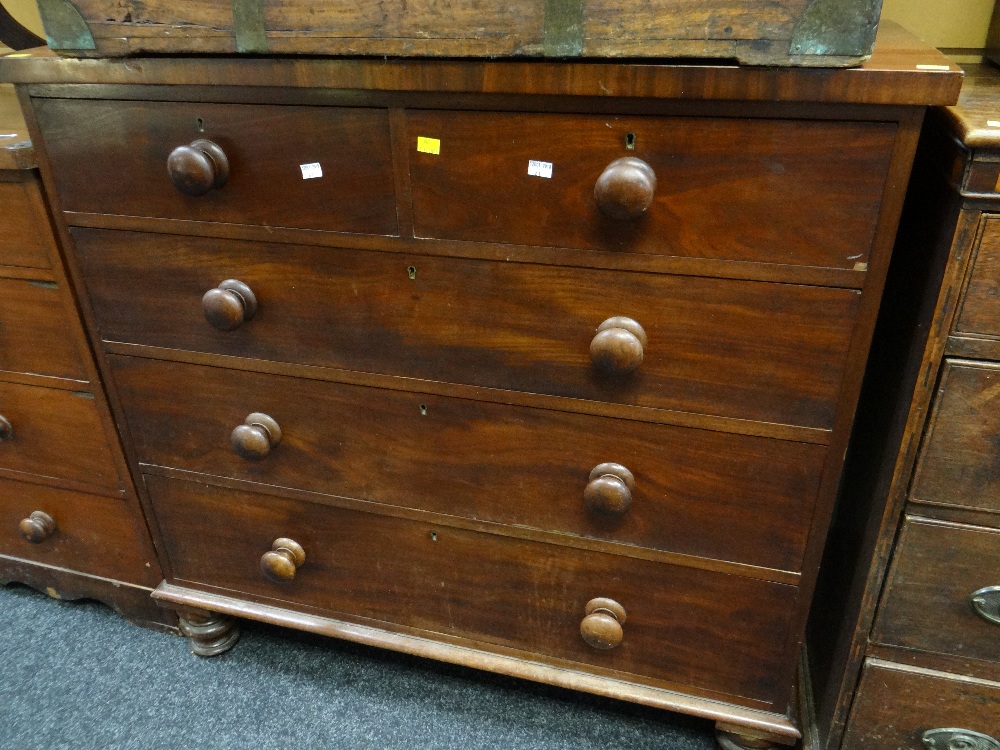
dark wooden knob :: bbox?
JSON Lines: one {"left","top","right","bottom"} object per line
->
{"left": 0, "top": 415, "right": 12, "bottom": 441}
{"left": 590, "top": 317, "right": 647, "bottom": 375}
{"left": 202, "top": 279, "right": 257, "bottom": 331}
{"left": 231, "top": 412, "right": 281, "bottom": 461}
{"left": 167, "top": 139, "right": 230, "bottom": 196}
{"left": 261, "top": 537, "right": 305, "bottom": 583}
{"left": 18, "top": 510, "right": 56, "bottom": 543}
{"left": 594, "top": 157, "right": 657, "bottom": 221}
{"left": 580, "top": 597, "right": 626, "bottom": 650}
{"left": 584, "top": 463, "right": 635, "bottom": 516}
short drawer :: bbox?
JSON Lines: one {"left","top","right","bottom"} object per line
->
{"left": 0, "top": 276, "right": 87, "bottom": 381}
{"left": 407, "top": 111, "right": 895, "bottom": 270}
{"left": 77, "top": 228, "right": 861, "bottom": 430}
{"left": 911, "top": 359, "right": 1000, "bottom": 516}
{"left": 111, "top": 355, "right": 826, "bottom": 572}
{"left": 148, "top": 474, "right": 796, "bottom": 706}
{"left": 843, "top": 659, "right": 1000, "bottom": 750}
{"left": 955, "top": 214, "right": 1000, "bottom": 338}
{"left": 0, "top": 380, "right": 120, "bottom": 491}
{"left": 873, "top": 516, "right": 1000, "bottom": 664}
{"left": 34, "top": 99, "right": 396, "bottom": 236}
{"left": 0, "top": 477, "right": 158, "bottom": 586}
{"left": 0, "top": 181, "right": 54, "bottom": 269}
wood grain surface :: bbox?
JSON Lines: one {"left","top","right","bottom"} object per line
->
{"left": 0, "top": 276, "right": 87, "bottom": 381}
{"left": 955, "top": 216, "right": 1000, "bottom": 339}
{"left": 0, "top": 180, "right": 54, "bottom": 269}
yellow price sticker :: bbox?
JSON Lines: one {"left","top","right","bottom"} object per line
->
{"left": 416, "top": 136, "right": 441, "bottom": 155}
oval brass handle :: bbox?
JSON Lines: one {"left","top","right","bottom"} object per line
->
{"left": 261, "top": 537, "right": 306, "bottom": 583}
{"left": 580, "top": 597, "right": 626, "bottom": 650}
{"left": 18, "top": 510, "right": 56, "bottom": 543}
{"left": 231, "top": 412, "right": 281, "bottom": 461}
{"left": 922, "top": 728, "right": 1000, "bottom": 750}
{"left": 590, "top": 317, "right": 647, "bottom": 375}
{"left": 970, "top": 585, "right": 1000, "bottom": 626}
{"left": 0, "top": 415, "right": 12, "bottom": 441}
{"left": 594, "top": 157, "right": 657, "bottom": 221}
{"left": 167, "top": 139, "right": 230, "bottom": 196}
{"left": 584, "top": 463, "right": 635, "bottom": 516}
{"left": 202, "top": 279, "right": 257, "bottom": 331}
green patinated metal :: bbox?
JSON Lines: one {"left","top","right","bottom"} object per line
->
{"left": 232, "top": 0, "right": 268, "bottom": 53}
{"left": 543, "top": 0, "right": 584, "bottom": 57}
{"left": 35, "top": 0, "right": 96, "bottom": 51}
{"left": 789, "top": 0, "right": 883, "bottom": 57}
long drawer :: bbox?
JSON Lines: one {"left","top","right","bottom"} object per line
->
{"left": 0, "top": 380, "right": 120, "bottom": 490}
{"left": 148, "top": 473, "right": 797, "bottom": 706}
{"left": 873, "top": 516, "right": 1000, "bottom": 665}
{"left": 111, "top": 355, "right": 826, "bottom": 573}
{"left": 76, "top": 228, "right": 861, "bottom": 430}
{"left": 0, "top": 477, "right": 158, "bottom": 586}
{"left": 0, "top": 181, "right": 53, "bottom": 270}
{"left": 408, "top": 111, "right": 895, "bottom": 269}
{"left": 0, "top": 276, "right": 87, "bottom": 381}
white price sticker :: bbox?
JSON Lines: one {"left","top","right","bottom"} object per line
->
{"left": 300, "top": 162, "right": 323, "bottom": 179}
{"left": 528, "top": 160, "right": 553, "bottom": 179}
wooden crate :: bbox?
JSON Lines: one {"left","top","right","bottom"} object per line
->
{"left": 36, "top": 0, "right": 884, "bottom": 66}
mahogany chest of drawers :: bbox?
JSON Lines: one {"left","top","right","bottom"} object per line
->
{"left": 0, "top": 26, "right": 961, "bottom": 748}
{"left": 0, "top": 83, "right": 171, "bottom": 630}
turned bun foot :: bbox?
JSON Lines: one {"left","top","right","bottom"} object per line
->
{"left": 178, "top": 611, "right": 240, "bottom": 657}
{"left": 716, "top": 727, "right": 783, "bottom": 750}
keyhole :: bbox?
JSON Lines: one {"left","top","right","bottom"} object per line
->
{"left": 407, "top": 266, "right": 417, "bottom": 280}
{"left": 196, "top": 117, "right": 205, "bottom": 132}
{"left": 419, "top": 404, "right": 428, "bottom": 416}
{"left": 625, "top": 132, "right": 636, "bottom": 150}
{"left": 430, "top": 531, "right": 438, "bottom": 542}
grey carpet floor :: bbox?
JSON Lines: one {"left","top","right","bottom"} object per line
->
{"left": 0, "top": 583, "right": 717, "bottom": 750}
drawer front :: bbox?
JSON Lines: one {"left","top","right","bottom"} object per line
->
{"left": 911, "top": 360, "right": 1000, "bottom": 515}
{"left": 111, "top": 355, "right": 826, "bottom": 572}
{"left": 955, "top": 215, "right": 1000, "bottom": 337}
{"left": 0, "top": 277, "right": 88, "bottom": 381}
{"left": 77, "top": 229, "right": 861, "bottom": 430}
{"left": 35, "top": 99, "right": 397, "bottom": 236}
{"left": 0, "top": 380, "right": 120, "bottom": 490}
{"left": 149, "top": 474, "right": 796, "bottom": 705}
{"left": 408, "top": 111, "right": 895, "bottom": 269}
{"left": 873, "top": 517, "right": 1000, "bottom": 664}
{"left": 0, "top": 181, "right": 54, "bottom": 270}
{"left": 0, "top": 477, "right": 159, "bottom": 586}
{"left": 843, "top": 660, "right": 1000, "bottom": 750}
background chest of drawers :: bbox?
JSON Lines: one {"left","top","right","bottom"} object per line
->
{"left": 0, "top": 27, "right": 961, "bottom": 748}
{"left": 0, "top": 83, "right": 172, "bottom": 631}
{"left": 807, "top": 64, "right": 1000, "bottom": 750}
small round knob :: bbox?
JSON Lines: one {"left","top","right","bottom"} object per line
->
{"left": 202, "top": 279, "right": 257, "bottom": 331}
{"left": 580, "top": 597, "right": 626, "bottom": 650}
{"left": 167, "top": 139, "right": 230, "bottom": 196}
{"left": 590, "top": 317, "right": 647, "bottom": 375}
{"left": 18, "top": 511, "right": 56, "bottom": 544}
{"left": 0, "top": 415, "right": 12, "bottom": 441}
{"left": 594, "top": 157, "right": 657, "bottom": 221}
{"left": 231, "top": 412, "right": 281, "bottom": 461}
{"left": 261, "top": 537, "right": 305, "bottom": 583}
{"left": 584, "top": 463, "right": 635, "bottom": 516}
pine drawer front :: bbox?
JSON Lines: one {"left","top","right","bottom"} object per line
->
{"left": 110, "top": 355, "right": 825, "bottom": 573}
{"left": 843, "top": 660, "right": 1000, "bottom": 750}
{"left": 148, "top": 473, "right": 797, "bottom": 707}
{"left": 0, "top": 276, "right": 87, "bottom": 381}
{"left": 0, "top": 181, "right": 54, "bottom": 270}
{"left": 955, "top": 215, "right": 1000, "bottom": 338}
{"left": 0, "top": 380, "right": 120, "bottom": 491}
{"left": 911, "top": 359, "right": 1000, "bottom": 516}
{"left": 34, "top": 99, "right": 397, "bottom": 236}
{"left": 408, "top": 111, "right": 895, "bottom": 270}
{"left": 76, "top": 229, "right": 860, "bottom": 431}
{"left": 873, "top": 516, "right": 1000, "bottom": 665}
{"left": 0, "top": 477, "right": 158, "bottom": 586}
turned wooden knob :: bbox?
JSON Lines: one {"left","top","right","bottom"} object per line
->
{"left": 167, "top": 139, "right": 230, "bottom": 196}
{"left": 584, "top": 463, "right": 635, "bottom": 516}
{"left": 0, "top": 415, "right": 12, "bottom": 441}
{"left": 202, "top": 279, "right": 257, "bottom": 331}
{"left": 590, "top": 317, "right": 647, "bottom": 375}
{"left": 580, "top": 597, "right": 626, "bottom": 650}
{"left": 231, "top": 412, "right": 281, "bottom": 461}
{"left": 18, "top": 510, "right": 56, "bottom": 543}
{"left": 261, "top": 537, "right": 305, "bottom": 583}
{"left": 594, "top": 157, "right": 657, "bottom": 221}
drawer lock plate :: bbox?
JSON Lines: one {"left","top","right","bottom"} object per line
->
{"left": 970, "top": 585, "right": 1000, "bottom": 626}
